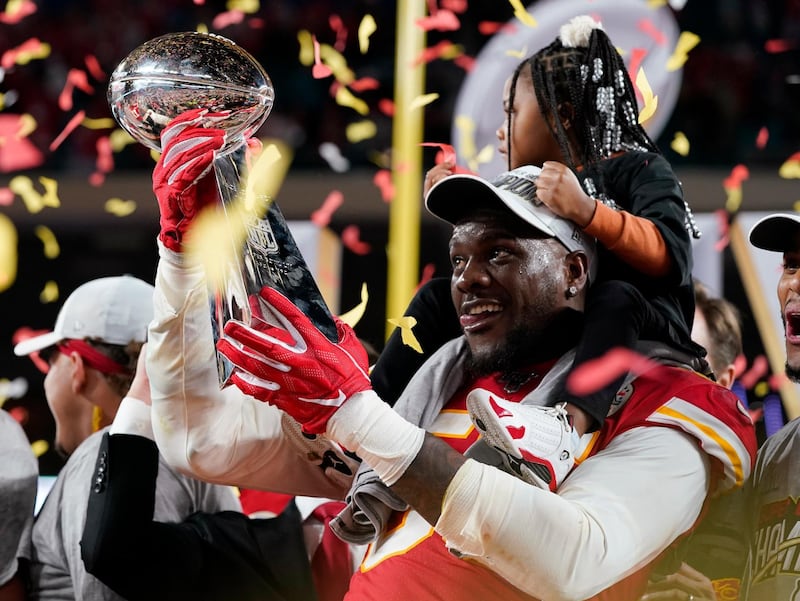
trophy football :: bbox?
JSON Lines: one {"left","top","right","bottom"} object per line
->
{"left": 107, "top": 31, "right": 338, "bottom": 385}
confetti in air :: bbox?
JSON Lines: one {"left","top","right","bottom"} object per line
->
{"left": 635, "top": 68, "right": 658, "bottom": 124}
{"left": 339, "top": 282, "right": 369, "bottom": 328}
{"left": 387, "top": 316, "right": 423, "bottom": 353}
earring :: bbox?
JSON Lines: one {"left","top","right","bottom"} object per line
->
{"left": 566, "top": 285, "right": 578, "bottom": 298}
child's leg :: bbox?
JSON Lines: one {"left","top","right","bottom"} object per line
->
{"left": 563, "top": 280, "right": 672, "bottom": 434}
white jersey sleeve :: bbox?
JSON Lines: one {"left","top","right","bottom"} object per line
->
{"left": 436, "top": 426, "right": 710, "bottom": 601}
{"left": 147, "top": 242, "right": 350, "bottom": 500}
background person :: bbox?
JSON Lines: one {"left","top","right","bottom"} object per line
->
{"left": 13, "top": 275, "right": 241, "bottom": 601}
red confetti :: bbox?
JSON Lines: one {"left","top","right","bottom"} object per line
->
{"left": 329, "top": 14, "right": 348, "bottom": 51}
{"left": 58, "top": 69, "right": 94, "bottom": 111}
{"left": 0, "top": 188, "right": 14, "bottom": 205}
{"left": 755, "top": 127, "right": 769, "bottom": 150}
{"left": 723, "top": 164, "right": 750, "bottom": 189}
{"left": 310, "top": 190, "right": 344, "bottom": 227}
{"left": 193, "top": 0, "right": 205, "bottom": 4}
{"left": 84, "top": 54, "right": 106, "bottom": 81}
{"left": 0, "top": 0, "right": 36, "bottom": 24}
{"left": 341, "top": 225, "right": 371, "bottom": 255}
{"left": 566, "top": 347, "right": 662, "bottom": 396}
{"left": 0, "top": 114, "right": 44, "bottom": 172}
{"left": 377, "top": 98, "right": 395, "bottom": 117}
{"left": 748, "top": 407, "right": 763, "bottom": 423}
{"left": 373, "top": 169, "right": 395, "bottom": 202}
{"left": 769, "top": 372, "right": 789, "bottom": 390}
{"left": 416, "top": 9, "right": 460, "bottom": 32}
{"left": 13, "top": 327, "right": 51, "bottom": 374}
{"left": 312, "top": 36, "right": 333, "bottom": 79}
{"left": 453, "top": 54, "right": 476, "bottom": 72}
{"left": 441, "top": 0, "right": 468, "bottom": 12}
{"left": 8, "top": 407, "right": 28, "bottom": 425}
{"left": 49, "top": 110, "right": 86, "bottom": 151}
{"left": 414, "top": 40, "right": 459, "bottom": 66}
{"left": 627, "top": 48, "right": 648, "bottom": 103}
{"left": 739, "top": 354, "right": 769, "bottom": 389}
{"left": 765, "top": 39, "right": 794, "bottom": 53}
{"left": 733, "top": 354, "right": 747, "bottom": 379}
{"left": 714, "top": 208, "right": 730, "bottom": 251}
{"left": 212, "top": 10, "right": 245, "bottom": 29}
{"left": 415, "top": 263, "right": 437, "bottom": 292}
{"left": 478, "top": 21, "right": 516, "bottom": 35}
{"left": 95, "top": 136, "right": 114, "bottom": 173}
{"left": 637, "top": 18, "right": 666, "bottom": 46}
{"left": 349, "top": 77, "right": 380, "bottom": 93}
{"left": 1, "top": 37, "right": 47, "bottom": 69}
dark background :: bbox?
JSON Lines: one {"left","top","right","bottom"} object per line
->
{"left": 1, "top": 0, "right": 798, "bottom": 474}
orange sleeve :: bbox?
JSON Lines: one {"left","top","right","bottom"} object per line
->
{"left": 583, "top": 200, "right": 671, "bottom": 277}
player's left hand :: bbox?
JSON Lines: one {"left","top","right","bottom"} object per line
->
{"left": 639, "top": 562, "right": 717, "bottom": 601}
{"left": 216, "top": 287, "right": 371, "bottom": 435}
{"left": 535, "top": 160, "right": 597, "bottom": 228}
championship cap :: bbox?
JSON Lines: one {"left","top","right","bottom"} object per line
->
{"left": 14, "top": 275, "right": 154, "bottom": 357}
{"left": 425, "top": 165, "right": 597, "bottom": 281}
{"left": 749, "top": 213, "right": 800, "bottom": 253}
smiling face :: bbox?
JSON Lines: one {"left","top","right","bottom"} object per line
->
{"left": 449, "top": 209, "right": 583, "bottom": 372}
{"left": 496, "top": 69, "right": 564, "bottom": 170}
{"left": 779, "top": 248, "right": 800, "bottom": 381}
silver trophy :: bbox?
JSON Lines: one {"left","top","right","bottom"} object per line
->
{"left": 108, "top": 32, "right": 338, "bottom": 385}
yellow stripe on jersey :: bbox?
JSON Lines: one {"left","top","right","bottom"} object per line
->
{"left": 646, "top": 397, "right": 751, "bottom": 491}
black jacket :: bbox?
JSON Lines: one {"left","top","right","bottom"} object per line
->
{"left": 80, "top": 432, "right": 317, "bottom": 601}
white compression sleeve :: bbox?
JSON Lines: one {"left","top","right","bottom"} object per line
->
{"left": 328, "top": 390, "right": 426, "bottom": 486}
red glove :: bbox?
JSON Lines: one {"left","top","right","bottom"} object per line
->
{"left": 216, "top": 287, "right": 371, "bottom": 435}
{"left": 153, "top": 109, "right": 228, "bottom": 252}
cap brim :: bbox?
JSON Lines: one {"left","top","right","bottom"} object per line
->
{"left": 14, "top": 331, "right": 60, "bottom": 356}
{"left": 425, "top": 174, "right": 556, "bottom": 238}
{"left": 749, "top": 213, "right": 800, "bottom": 252}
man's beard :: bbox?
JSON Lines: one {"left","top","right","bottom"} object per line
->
{"left": 785, "top": 361, "right": 800, "bottom": 383}
{"left": 465, "top": 324, "right": 545, "bottom": 377}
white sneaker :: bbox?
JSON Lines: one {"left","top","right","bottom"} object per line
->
{"left": 467, "top": 388, "right": 578, "bottom": 491}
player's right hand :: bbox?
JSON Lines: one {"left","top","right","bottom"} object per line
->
{"left": 153, "top": 109, "right": 228, "bottom": 252}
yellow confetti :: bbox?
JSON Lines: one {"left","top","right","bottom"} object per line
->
{"left": 647, "top": 0, "right": 667, "bottom": 6}
{"left": 779, "top": 157, "right": 800, "bottom": 179}
{"left": 227, "top": 0, "right": 259, "bottom": 13}
{"left": 387, "top": 315, "right": 423, "bottom": 354}
{"left": 0, "top": 213, "right": 18, "bottom": 293}
{"left": 505, "top": 46, "right": 528, "bottom": 59}
{"left": 105, "top": 198, "right": 137, "bottom": 217}
{"left": 455, "top": 114, "right": 477, "bottom": 163}
{"left": 335, "top": 86, "right": 369, "bottom": 115}
{"left": 187, "top": 140, "right": 293, "bottom": 290}
{"left": 509, "top": 0, "right": 537, "bottom": 27}
{"left": 339, "top": 282, "right": 369, "bottom": 328}
{"left": 109, "top": 129, "right": 136, "bottom": 152}
{"left": 17, "top": 114, "right": 37, "bottom": 138}
{"left": 793, "top": 200, "right": 800, "bottom": 212}
{"left": 30, "top": 440, "right": 49, "bottom": 458}
{"left": 319, "top": 44, "right": 355, "bottom": 85}
{"left": 666, "top": 31, "right": 700, "bottom": 72}
{"left": 358, "top": 14, "right": 377, "bottom": 54}
{"left": 670, "top": 131, "right": 690, "bottom": 156}
{"left": 298, "top": 30, "right": 314, "bottom": 66}
{"left": 754, "top": 381, "right": 769, "bottom": 398}
{"left": 409, "top": 93, "right": 439, "bottom": 112}
{"left": 472, "top": 144, "right": 495, "bottom": 169}
{"left": 82, "top": 117, "right": 116, "bottom": 130}
{"left": 9, "top": 175, "right": 61, "bottom": 214}
{"left": 40, "top": 280, "right": 58, "bottom": 303}
{"left": 724, "top": 186, "right": 742, "bottom": 213}
{"left": 346, "top": 120, "right": 377, "bottom": 143}
{"left": 34, "top": 225, "right": 59, "bottom": 259}
{"left": 439, "top": 43, "right": 464, "bottom": 61}
{"left": 196, "top": 23, "right": 209, "bottom": 34}
{"left": 635, "top": 68, "right": 658, "bottom": 124}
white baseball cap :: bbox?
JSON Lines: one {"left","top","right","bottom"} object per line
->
{"left": 14, "top": 275, "right": 154, "bottom": 357}
{"left": 425, "top": 165, "right": 598, "bottom": 282}
{"left": 749, "top": 212, "right": 800, "bottom": 253}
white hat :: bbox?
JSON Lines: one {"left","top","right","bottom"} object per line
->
{"left": 425, "top": 165, "right": 598, "bottom": 282}
{"left": 749, "top": 212, "right": 800, "bottom": 253}
{"left": 14, "top": 275, "right": 154, "bottom": 357}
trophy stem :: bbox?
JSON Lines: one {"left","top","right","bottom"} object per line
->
{"left": 209, "top": 151, "right": 339, "bottom": 388}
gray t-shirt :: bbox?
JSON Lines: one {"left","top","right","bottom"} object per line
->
{"left": 22, "top": 428, "right": 241, "bottom": 600}
{"left": 742, "top": 417, "right": 800, "bottom": 600}
{"left": 0, "top": 409, "right": 38, "bottom": 586}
